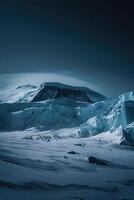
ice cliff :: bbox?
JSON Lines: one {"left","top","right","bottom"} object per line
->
{"left": 79, "top": 92, "right": 134, "bottom": 146}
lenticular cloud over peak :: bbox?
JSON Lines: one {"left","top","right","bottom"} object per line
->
{"left": 0, "top": 73, "right": 103, "bottom": 95}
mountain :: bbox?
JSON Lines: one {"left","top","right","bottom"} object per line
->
{"left": 0, "top": 81, "right": 105, "bottom": 131}
{"left": 0, "top": 82, "right": 134, "bottom": 146}
{"left": 0, "top": 82, "right": 105, "bottom": 104}
{"left": 31, "top": 82, "right": 105, "bottom": 103}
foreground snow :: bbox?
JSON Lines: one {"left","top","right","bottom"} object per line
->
{"left": 0, "top": 128, "right": 134, "bottom": 200}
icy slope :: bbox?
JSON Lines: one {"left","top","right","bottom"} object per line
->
{"left": 0, "top": 84, "right": 39, "bottom": 103}
{"left": 79, "top": 92, "right": 134, "bottom": 145}
{"left": 79, "top": 96, "right": 126, "bottom": 137}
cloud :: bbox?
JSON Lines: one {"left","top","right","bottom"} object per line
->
{"left": 0, "top": 73, "right": 103, "bottom": 94}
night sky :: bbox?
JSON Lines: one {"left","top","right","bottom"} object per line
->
{"left": 0, "top": 0, "right": 134, "bottom": 96}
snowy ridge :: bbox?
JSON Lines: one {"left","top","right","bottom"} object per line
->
{"left": 0, "top": 84, "right": 39, "bottom": 103}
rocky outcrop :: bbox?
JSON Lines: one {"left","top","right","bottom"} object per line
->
{"left": 31, "top": 82, "right": 105, "bottom": 103}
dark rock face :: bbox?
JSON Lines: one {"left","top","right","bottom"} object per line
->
{"left": 67, "top": 151, "right": 79, "bottom": 155}
{"left": 32, "top": 82, "right": 105, "bottom": 103}
{"left": 88, "top": 156, "right": 108, "bottom": 166}
{"left": 87, "top": 156, "right": 131, "bottom": 169}
{"left": 121, "top": 124, "right": 134, "bottom": 147}
{"left": 125, "top": 101, "right": 134, "bottom": 125}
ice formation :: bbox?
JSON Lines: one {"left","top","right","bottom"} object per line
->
{"left": 0, "top": 82, "right": 134, "bottom": 146}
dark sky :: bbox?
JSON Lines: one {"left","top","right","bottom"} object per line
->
{"left": 0, "top": 0, "right": 134, "bottom": 96}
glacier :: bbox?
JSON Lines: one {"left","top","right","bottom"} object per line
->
{"left": 79, "top": 92, "right": 134, "bottom": 145}
{"left": 0, "top": 82, "right": 104, "bottom": 131}
{"left": 79, "top": 96, "right": 127, "bottom": 137}
{"left": 0, "top": 82, "right": 134, "bottom": 146}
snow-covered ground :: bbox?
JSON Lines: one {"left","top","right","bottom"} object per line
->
{"left": 0, "top": 128, "right": 134, "bottom": 200}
